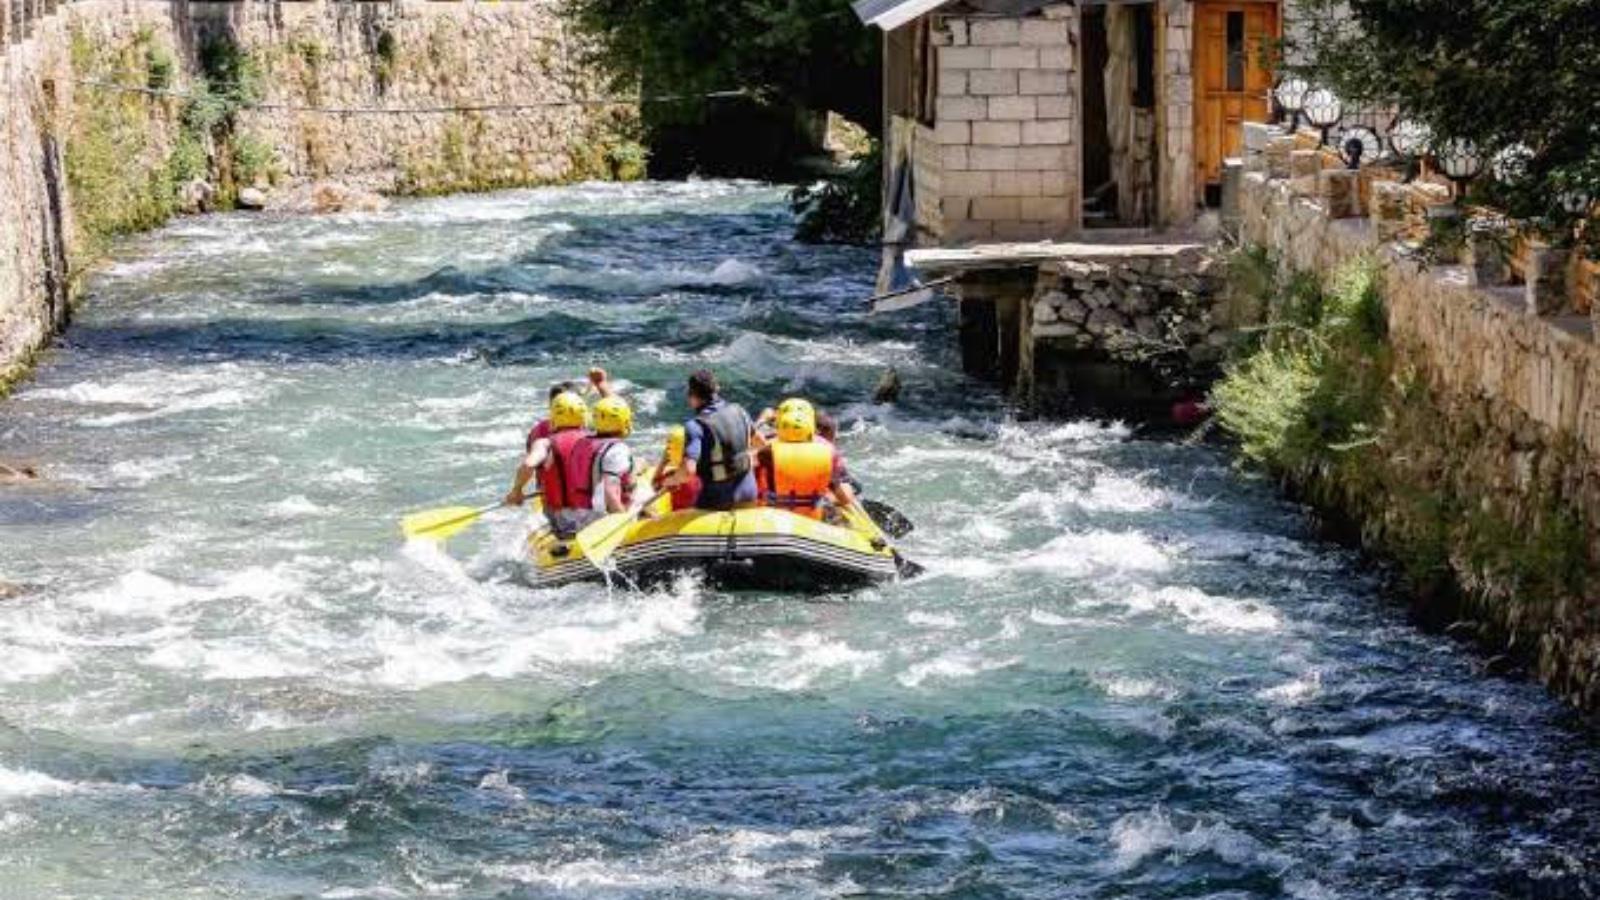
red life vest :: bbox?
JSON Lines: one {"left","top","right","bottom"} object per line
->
{"left": 546, "top": 432, "right": 634, "bottom": 512}
{"left": 525, "top": 418, "right": 552, "bottom": 453}
{"left": 758, "top": 440, "right": 834, "bottom": 520}
{"left": 541, "top": 428, "right": 589, "bottom": 511}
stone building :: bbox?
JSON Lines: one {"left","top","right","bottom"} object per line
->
{"left": 853, "top": 0, "right": 1281, "bottom": 244}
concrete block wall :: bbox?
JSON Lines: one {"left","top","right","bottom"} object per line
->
{"left": 1158, "top": 0, "right": 1195, "bottom": 228}
{"left": 928, "top": 5, "right": 1079, "bottom": 243}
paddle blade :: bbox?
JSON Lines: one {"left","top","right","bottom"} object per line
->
{"left": 402, "top": 505, "right": 490, "bottom": 541}
{"left": 574, "top": 511, "right": 637, "bottom": 570}
{"left": 861, "top": 498, "right": 914, "bottom": 538}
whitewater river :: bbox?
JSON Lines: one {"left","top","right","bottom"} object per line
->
{"left": 2, "top": 181, "right": 1597, "bottom": 898}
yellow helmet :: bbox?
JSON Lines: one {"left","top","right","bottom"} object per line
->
{"left": 664, "top": 425, "right": 687, "bottom": 464}
{"left": 593, "top": 396, "right": 633, "bottom": 437}
{"left": 549, "top": 391, "right": 588, "bottom": 430}
{"left": 775, "top": 397, "right": 816, "bottom": 443}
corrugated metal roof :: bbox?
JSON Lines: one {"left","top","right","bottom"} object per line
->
{"left": 851, "top": 0, "right": 958, "bottom": 30}
{"left": 851, "top": 0, "right": 1080, "bottom": 30}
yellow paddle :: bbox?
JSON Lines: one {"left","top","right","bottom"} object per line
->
{"left": 401, "top": 495, "right": 542, "bottom": 542}
{"left": 842, "top": 501, "right": 924, "bottom": 579}
{"left": 574, "top": 488, "right": 659, "bottom": 571}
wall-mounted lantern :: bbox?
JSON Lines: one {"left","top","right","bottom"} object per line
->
{"left": 1337, "top": 126, "right": 1381, "bottom": 170}
{"left": 1436, "top": 138, "right": 1484, "bottom": 198}
{"left": 1302, "top": 88, "right": 1344, "bottom": 147}
{"left": 1491, "top": 143, "right": 1534, "bottom": 184}
{"left": 1387, "top": 118, "right": 1431, "bottom": 183}
{"left": 1274, "top": 77, "right": 1310, "bottom": 131}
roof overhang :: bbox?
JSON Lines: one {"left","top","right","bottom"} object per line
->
{"left": 851, "top": 0, "right": 958, "bottom": 30}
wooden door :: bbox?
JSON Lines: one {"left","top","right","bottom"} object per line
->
{"left": 1194, "top": 1, "right": 1278, "bottom": 193}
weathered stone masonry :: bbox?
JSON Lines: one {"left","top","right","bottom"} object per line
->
{"left": 0, "top": 0, "right": 634, "bottom": 392}
{"left": 1240, "top": 165, "right": 1600, "bottom": 710}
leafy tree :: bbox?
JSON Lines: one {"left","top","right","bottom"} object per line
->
{"left": 565, "top": 0, "right": 882, "bottom": 138}
{"left": 1287, "top": 0, "right": 1600, "bottom": 241}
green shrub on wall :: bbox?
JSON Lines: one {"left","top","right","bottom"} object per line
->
{"left": 65, "top": 26, "right": 181, "bottom": 250}
{"left": 1211, "top": 245, "right": 1591, "bottom": 650}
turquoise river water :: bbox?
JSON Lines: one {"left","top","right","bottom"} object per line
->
{"left": 1, "top": 181, "right": 1598, "bottom": 898}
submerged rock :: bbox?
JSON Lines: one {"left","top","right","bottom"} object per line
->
{"left": 271, "top": 181, "right": 390, "bottom": 215}
{"left": 0, "top": 461, "right": 40, "bottom": 484}
{"left": 873, "top": 367, "right": 902, "bottom": 405}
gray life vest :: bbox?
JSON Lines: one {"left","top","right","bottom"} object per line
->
{"left": 696, "top": 402, "right": 752, "bottom": 485}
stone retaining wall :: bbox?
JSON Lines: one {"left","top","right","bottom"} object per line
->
{"left": 1240, "top": 165, "right": 1600, "bottom": 709}
{"left": 0, "top": 0, "right": 634, "bottom": 392}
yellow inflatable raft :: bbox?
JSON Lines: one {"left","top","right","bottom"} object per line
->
{"left": 527, "top": 497, "right": 903, "bottom": 591}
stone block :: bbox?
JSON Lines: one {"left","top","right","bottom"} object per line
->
{"left": 1023, "top": 119, "right": 1072, "bottom": 145}
{"left": 970, "top": 146, "right": 1022, "bottom": 171}
{"left": 972, "top": 196, "right": 1022, "bottom": 221}
{"left": 949, "top": 219, "right": 995, "bottom": 242}
{"left": 1038, "top": 172, "right": 1070, "bottom": 196}
{"left": 990, "top": 46, "right": 1039, "bottom": 70}
{"left": 939, "top": 46, "right": 990, "bottom": 70}
{"left": 1017, "top": 145, "right": 1071, "bottom": 170}
{"left": 1370, "top": 182, "right": 1409, "bottom": 242}
{"left": 992, "top": 220, "right": 1054, "bottom": 241}
{"left": 971, "top": 18, "right": 1020, "bottom": 46}
{"left": 944, "top": 171, "right": 994, "bottom": 197}
{"left": 989, "top": 96, "right": 1038, "bottom": 120}
{"left": 1035, "top": 94, "right": 1074, "bottom": 119}
{"left": 967, "top": 69, "right": 1018, "bottom": 96}
{"left": 1525, "top": 243, "right": 1574, "bottom": 316}
{"left": 973, "top": 121, "right": 1022, "bottom": 146}
{"left": 937, "top": 96, "right": 987, "bottom": 121}
{"left": 934, "top": 120, "right": 970, "bottom": 145}
{"left": 1020, "top": 69, "right": 1070, "bottom": 95}
{"left": 1243, "top": 121, "right": 1277, "bottom": 154}
{"left": 1318, "top": 168, "right": 1360, "bottom": 218}
{"left": 994, "top": 170, "right": 1042, "bottom": 195}
{"left": 942, "top": 145, "right": 971, "bottom": 170}
{"left": 1265, "top": 135, "right": 1297, "bottom": 179}
{"left": 942, "top": 70, "right": 969, "bottom": 96}
{"left": 1020, "top": 196, "right": 1071, "bottom": 221}
{"left": 1020, "top": 18, "right": 1071, "bottom": 45}
{"left": 944, "top": 19, "right": 969, "bottom": 46}
{"left": 941, "top": 196, "right": 971, "bottom": 221}
{"left": 1289, "top": 149, "right": 1324, "bottom": 180}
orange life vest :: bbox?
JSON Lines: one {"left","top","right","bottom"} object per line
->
{"left": 759, "top": 440, "right": 834, "bottom": 519}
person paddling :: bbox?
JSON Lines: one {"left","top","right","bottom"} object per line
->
{"left": 663, "top": 369, "right": 759, "bottom": 511}
{"left": 652, "top": 425, "right": 702, "bottom": 511}
{"left": 506, "top": 389, "right": 591, "bottom": 535}
{"left": 754, "top": 398, "right": 856, "bottom": 520}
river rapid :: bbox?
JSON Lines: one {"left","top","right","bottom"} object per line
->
{"left": 1, "top": 181, "right": 1597, "bottom": 898}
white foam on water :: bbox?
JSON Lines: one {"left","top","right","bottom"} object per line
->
{"left": 1015, "top": 530, "right": 1171, "bottom": 576}
{"left": 1258, "top": 670, "right": 1323, "bottom": 705}
{"left": 1107, "top": 807, "right": 1289, "bottom": 873}
{"left": 0, "top": 766, "right": 81, "bottom": 799}
{"left": 897, "top": 647, "right": 1020, "bottom": 688}
{"left": 707, "top": 630, "right": 884, "bottom": 692}
{"left": 1027, "top": 609, "right": 1103, "bottom": 629}
{"left": 37, "top": 367, "right": 270, "bottom": 427}
{"left": 484, "top": 825, "right": 855, "bottom": 894}
{"left": 266, "top": 495, "right": 328, "bottom": 518}
{"left": 708, "top": 258, "right": 763, "bottom": 285}
{"left": 0, "top": 644, "right": 71, "bottom": 684}
{"left": 1120, "top": 586, "right": 1283, "bottom": 634}
{"left": 1093, "top": 673, "right": 1175, "bottom": 701}
{"left": 906, "top": 610, "right": 962, "bottom": 629}
{"left": 108, "top": 453, "right": 193, "bottom": 486}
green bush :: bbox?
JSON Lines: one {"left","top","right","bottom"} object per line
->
{"left": 790, "top": 142, "right": 881, "bottom": 245}
{"left": 231, "top": 134, "right": 277, "bottom": 187}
